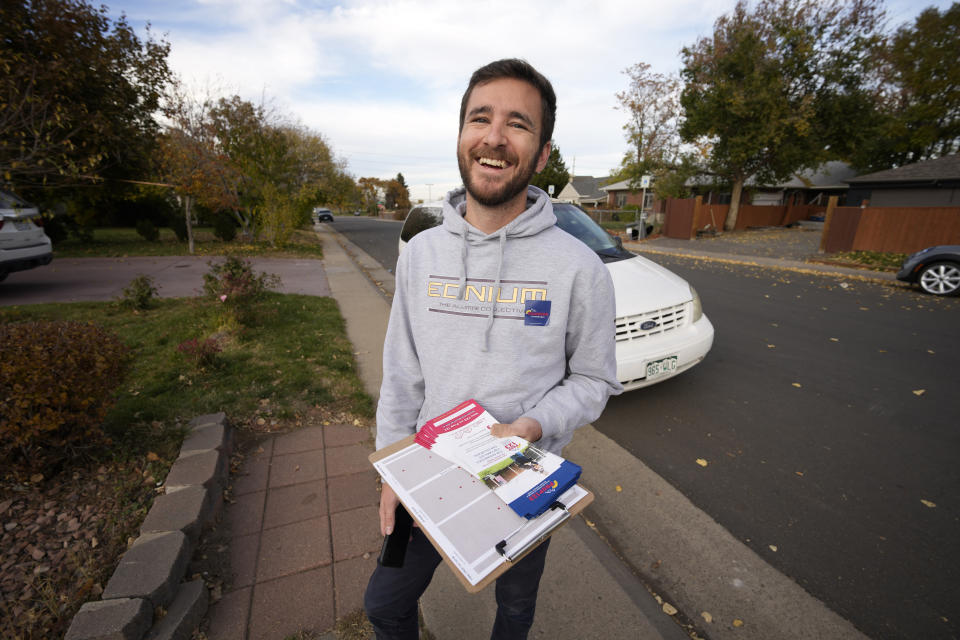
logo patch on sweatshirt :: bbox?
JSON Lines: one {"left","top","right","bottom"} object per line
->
{"left": 524, "top": 300, "right": 551, "bottom": 326}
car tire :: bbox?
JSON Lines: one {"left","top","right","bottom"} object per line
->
{"left": 918, "top": 261, "right": 960, "bottom": 296}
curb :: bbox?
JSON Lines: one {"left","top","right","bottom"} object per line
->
{"left": 65, "top": 413, "right": 233, "bottom": 640}
{"left": 625, "top": 243, "right": 901, "bottom": 284}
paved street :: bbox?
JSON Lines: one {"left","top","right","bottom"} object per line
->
{"left": 599, "top": 255, "right": 960, "bottom": 640}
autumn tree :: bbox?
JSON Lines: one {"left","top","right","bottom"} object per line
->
{"left": 385, "top": 173, "right": 411, "bottom": 210}
{"left": 358, "top": 177, "right": 385, "bottom": 214}
{"left": 851, "top": 3, "right": 960, "bottom": 171}
{"left": 0, "top": 0, "right": 170, "bottom": 188}
{"left": 614, "top": 63, "right": 682, "bottom": 187}
{"left": 679, "top": 0, "right": 885, "bottom": 230}
{"left": 530, "top": 143, "right": 570, "bottom": 195}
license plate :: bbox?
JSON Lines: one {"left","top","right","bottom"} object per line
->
{"left": 646, "top": 356, "right": 678, "bottom": 379}
{"left": 13, "top": 220, "right": 33, "bottom": 231}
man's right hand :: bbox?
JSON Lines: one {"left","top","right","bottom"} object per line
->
{"left": 378, "top": 481, "right": 400, "bottom": 536}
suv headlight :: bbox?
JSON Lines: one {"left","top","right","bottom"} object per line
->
{"left": 689, "top": 284, "right": 703, "bottom": 322}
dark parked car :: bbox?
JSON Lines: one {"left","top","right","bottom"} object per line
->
{"left": 313, "top": 207, "right": 334, "bottom": 223}
{"left": 896, "top": 245, "right": 960, "bottom": 296}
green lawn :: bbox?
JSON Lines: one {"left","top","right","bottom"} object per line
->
{"left": 53, "top": 226, "right": 325, "bottom": 259}
{"left": 0, "top": 293, "right": 372, "bottom": 461}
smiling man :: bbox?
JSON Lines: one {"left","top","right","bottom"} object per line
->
{"left": 364, "top": 59, "right": 621, "bottom": 640}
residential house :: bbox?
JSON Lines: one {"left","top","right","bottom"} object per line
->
{"left": 687, "top": 161, "right": 856, "bottom": 206}
{"left": 845, "top": 154, "right": 960, "bottom": 206}
{"left": 600, "top": 178, "right": 656, "bottom": 210}
{"left": 556, "top": 175, "right": 610, "bottom": 208}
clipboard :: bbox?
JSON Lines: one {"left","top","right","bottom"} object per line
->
{"left": 369, "top": 433, "right": 593, "bottom": 593}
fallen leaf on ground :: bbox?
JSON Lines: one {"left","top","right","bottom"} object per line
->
{"left": 921, "top": 499, "right": 937, "bottom": 508}
{"left": 615, "top": 485, "right": 622, "bottom": 492}
{"left": 146, "top": 452, "right": 159, "bottom": 461}
{"left": 769, "top": 545, "right": 778, "bottom": 552}
{"left": 795, "top": 471, "right": 804, "bottom": 477}
{"left": 913, "top": 389, "right": 926, "bottom": 396}
{"left": 696, "top": 459, "right": 708, "bottom": 467}
{"left": 792, "top": 382, "right": 802, "bottom": 388}
{"left": 663, "top": 603, "right": 678, "bottom": 616}
{"left": 701, "top": 611, "right": 713, "bottom": 624}
{"left": 733, "top": 619, "right": 744, "bottom": 628}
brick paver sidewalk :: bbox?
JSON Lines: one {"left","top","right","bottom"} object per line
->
{"left": 205, "top": 425, "right": 380, "bottom": 639}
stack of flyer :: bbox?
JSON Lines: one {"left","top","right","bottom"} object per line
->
{"left": 415, "top": 399, "right": 582, "bottom": 519}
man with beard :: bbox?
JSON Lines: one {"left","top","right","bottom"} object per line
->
{"left": 364, "top": 59, "right": 621, "bottom": 640}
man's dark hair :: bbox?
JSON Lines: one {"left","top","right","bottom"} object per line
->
{"left": 459, "top": 58, "right": 556, "bottom": 152}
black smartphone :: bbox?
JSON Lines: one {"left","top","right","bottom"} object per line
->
{"left": 378, "top": 503, "right": 414, "bottom": 568}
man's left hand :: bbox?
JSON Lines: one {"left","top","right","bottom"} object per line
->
{"left": 490, "top": 417, "right": 542, "bottom": 442}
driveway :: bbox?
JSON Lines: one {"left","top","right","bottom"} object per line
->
{"left": 639, "top": 224, "right": 825, "bottom": 261}
{"left": 0, "top": 256, "right": 331, "bottom": 307}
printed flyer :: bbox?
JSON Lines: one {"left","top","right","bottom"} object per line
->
{"left": 416, "top": 400, "right": 582, "bottom": 519}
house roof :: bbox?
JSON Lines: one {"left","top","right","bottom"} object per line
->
{"left": 565, "top": 175, "right": 610, "bottom": 199}
{"left": 600, "top": 178, "right": 633, "bottom": 192}
{"left": 846, "top": 154, "right": 960, "bottom": 184}
{"left": 773, "top": 161, "right": 858, "bottom": 189}
{"left": 683, "top": 162, "right": 855, "bottom": 190}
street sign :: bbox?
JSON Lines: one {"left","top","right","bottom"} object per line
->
{"left": 548, "top": 184, "right": 555, "bottom": 195}
{"left": 640, "top": 175, "right": 651, "bottom": 189}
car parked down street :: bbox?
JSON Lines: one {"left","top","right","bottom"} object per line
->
{"left": 313, "top": 207, "right": 334, "bottom": 223}
{"left": 896, "top": 245, "right": 960, "bottom": 296}
{"left": 0, "top": 191, "right": 53, "bottom": 282}
{"left": 399, "top": 201, "right": 715, "bottom": 390}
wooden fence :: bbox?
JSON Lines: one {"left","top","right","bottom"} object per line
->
{"left": 663, "top": 197, "right": 825, "bottom": 239}
{"left": 822, "top": 200, "right": 960, "bottom": 254}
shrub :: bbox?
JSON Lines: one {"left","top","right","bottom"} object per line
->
{"left": 168, "top": 213, "right": 188, "bottom": 242}
{"left": 0, "top": 321, "right": 130, "bottom": 465}
{"left": 212, "top": 212, "right": 238, "bottom": 242}
{"left": 118, "top": 274, "right": 159, "bottom": 310}
{"left": 203, "top": 255, "right": 280, "bottom": 327}
{"left": 177, "top": 337, "right": 221, "bottom": 368}
{"left": 135, "top": 218, "right": 159, "bottom": 242}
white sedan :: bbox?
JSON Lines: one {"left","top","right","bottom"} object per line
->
{"left": 399, "top": 201, "right": 714, "bottom": 391}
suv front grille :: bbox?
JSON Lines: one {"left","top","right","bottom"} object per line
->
{"left": 615, "top": 303, "right": 687, "bottom": 342}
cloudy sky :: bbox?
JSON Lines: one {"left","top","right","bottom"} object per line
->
{"left": 112, "top": 0, "right": 947, "bottom": 203}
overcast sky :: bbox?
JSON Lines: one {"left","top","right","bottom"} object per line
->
{"left": 112, "top": 0, "right": 949, "bottom": 203}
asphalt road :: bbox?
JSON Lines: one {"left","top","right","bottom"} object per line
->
{"left": 335, "top": 216, "right": 960, "bottom": 640}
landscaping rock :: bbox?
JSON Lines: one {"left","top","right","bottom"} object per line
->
{"left": 180, "top": 423, "right": 231, "bottom": 456}
{"left": 64, "top": 597, "right": 152, "bottom": 640}
{"left": 164, "top": 449, "right": 225, "bottom": 491}
{"left": 102, "top": 531, "right": 192, "bottom": 609}
{"left": 188, "top": 412, "right": 226, "bottom": 430}
{"left": 144, "top": 579, "right": 208, "bottom": 640}
{"left": 140, "top": 486, "right": 212, "bottom": 543}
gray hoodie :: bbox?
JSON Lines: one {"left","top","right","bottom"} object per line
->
{"left": 375, "top": 185, "right": 622, "bottom": 455}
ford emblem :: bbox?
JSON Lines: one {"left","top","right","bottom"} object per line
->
{"left": 640, "top": 320, "right": 658, "bottom": 331}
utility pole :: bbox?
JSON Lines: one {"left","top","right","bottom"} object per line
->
{"left": 426, "top": 184, "right": 433, "bottom": 201}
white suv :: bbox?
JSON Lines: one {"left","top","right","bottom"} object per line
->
{"left": 398, "top": 201, "right": 714, "bottom": 390}
{"left": 0, "top": 191, "right": 53, "bottom": 282}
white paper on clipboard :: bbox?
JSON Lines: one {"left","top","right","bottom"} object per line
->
{"left": 372, "top": 441, "right": 588, "bottom": 587}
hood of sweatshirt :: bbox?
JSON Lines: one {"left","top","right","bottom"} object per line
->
{"left": 440, "top": 186, "right": 557, "bottom": 350}
{"left": 441, "top": 185, "right": 557, "bottom": 240}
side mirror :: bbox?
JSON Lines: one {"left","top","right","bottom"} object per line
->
{"left": 614, "top": 236, "right": 623, "bottom": 249}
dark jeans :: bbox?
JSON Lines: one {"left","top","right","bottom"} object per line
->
{"left": 364, "top": 528, "right": 551, "bottom": 640}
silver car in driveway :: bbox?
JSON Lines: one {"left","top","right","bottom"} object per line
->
{"left": 0, "top": 191, "right": 52, "bottom": 282}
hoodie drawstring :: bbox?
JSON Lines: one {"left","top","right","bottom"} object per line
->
{"left": 457, "top": 231, "right": 469, "bottom": 300}
{"left": 482, "top": 228, "right": 507, "bottom": 352}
